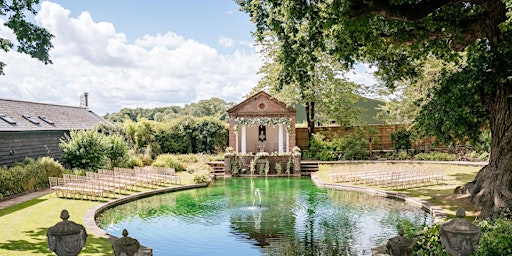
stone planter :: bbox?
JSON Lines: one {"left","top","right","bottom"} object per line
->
{"left": 47, "top": 210, "right": 87, "bottom": 256}
{"left": 439, "top": 208, "right": 481, "bottom": 256}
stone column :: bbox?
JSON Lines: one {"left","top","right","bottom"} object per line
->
{"left": 439, "top": 208, "right": 481, "bottom": 256}
{"left": 112, "top": 229, "right": 141, "bottom": 256}
{"left": 235, "top": 131, "right": 239, "bottom": 153}
{"left": 241, "top": 125, "right": 247, "bottom": 154}
{"left": 47, "top": 209, "right": 87, "bottom": 256}
{"left": 292, "top": 152, "right": 301, "bottom": 177}
{"left": 285, "top": 128, "right": 289, "bottom": 153}
{"left": 224, "top": 152, "right": 233, "bottom": 177}
{"left": 278, "top": 124, "right": 284, "bottom": 153}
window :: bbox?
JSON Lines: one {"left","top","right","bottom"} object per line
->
{"left": 39, "top": 116, "right": 55, "bottom": 125}
{"left": 0, "top": 114, "right": 16, "bottom": 125}
{"left": 22, "top": 115, "right": 40, "bottom": 125}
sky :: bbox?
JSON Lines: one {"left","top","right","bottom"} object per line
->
{"left": 0, "top": 0, "right": 377, "bottom": 115}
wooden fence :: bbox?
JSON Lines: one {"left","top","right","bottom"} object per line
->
{"left": 296, "top": 124, "right": 408, "bottom": 150}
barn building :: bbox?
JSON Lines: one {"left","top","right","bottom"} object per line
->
{"left": 0, "top": 97, "right": 106, "bottom": 166}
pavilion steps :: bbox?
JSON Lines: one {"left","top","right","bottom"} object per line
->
{"left": 208, "top": 160, "right": 320, "bottom": 176}
{"left": 300, "top": 161, "right": 319, "bottom": 175}
{"left": 207, "top": 161, "right": 225, "bottom": 176}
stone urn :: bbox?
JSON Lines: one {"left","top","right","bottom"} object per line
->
{"left": 386, "top": 228, "right": 414, "bottom": 256}
{"left": 112, "top": 229, "right": 141, "bottom": 256}
{"left": 439, "top": 208, "right": 481, "bottom": 256}
{"left": 47, "top": 209, "right": 87, "bottom": 256}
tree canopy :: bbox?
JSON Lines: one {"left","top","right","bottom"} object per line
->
{"left": 0, "top": 0, "right": 53, "bottom": 74}
{"left": 238, "top": 0, "right": 512, "bottom": 218}
{"left": 104, "top": 97, "right": 235, "bottom": 123}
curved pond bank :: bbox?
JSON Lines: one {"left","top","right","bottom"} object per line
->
{"left": 310, "top": 173, "right": 447, "bottom": 222}
{"left": 83, "top": 183, "right": 209, "bottom": 255}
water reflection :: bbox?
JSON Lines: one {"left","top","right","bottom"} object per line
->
{"left": 99, "top": 178, "right": 432, "bottom": 255}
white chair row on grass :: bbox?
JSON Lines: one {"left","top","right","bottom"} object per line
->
{"left": 329, "top": 166, "right": 444, "bottom": 189}
{"left": 48, "top": 166, "right": 181, "bottom": 200}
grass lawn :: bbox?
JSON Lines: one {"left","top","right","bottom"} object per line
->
{"left": 0, "top": 171, "right": 195, "bottom": 256}
{"left": 317, "top": 162, "right": 483, "bottom": 218}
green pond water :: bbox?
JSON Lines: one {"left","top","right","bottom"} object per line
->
{"left": 99, "top": 177, "right": 432, "bottom": 255}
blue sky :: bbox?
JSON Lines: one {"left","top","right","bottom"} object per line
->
{"left": 0, "top": 1, "right": 376, "bottom": 115}
{"left": 46, "top": 1, "right": 255, "bottom": 52}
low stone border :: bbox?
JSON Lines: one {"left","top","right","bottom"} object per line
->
{"left": 83, "top": 183, "right": 209, "bottom": 256}
{"left": 310, "top": 173, "right": 446, "bottom": 222}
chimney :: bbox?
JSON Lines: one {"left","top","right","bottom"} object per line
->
{"left": 80, "top": 92, "right": 89, "bottom": 108}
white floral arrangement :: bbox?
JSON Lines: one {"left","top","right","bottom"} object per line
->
{"left": 234, "top": 117, "right": 291, "bottom": 132}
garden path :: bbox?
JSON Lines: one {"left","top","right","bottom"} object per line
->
{"left": 0, "top": 188, "right": 52, "bottom": 210}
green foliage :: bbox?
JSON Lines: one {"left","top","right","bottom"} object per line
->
{"left": 304, "top": 129, "right": 369, "bottom": 161}
{"left": 473, "top": 130, "right": 491, "bottom": 154}
{"left": 192, "top": 174, "right": 210, "bottom": 184}
{"left": 386, "top": 150, "right": 410, "bottom": 160}
{"left": 0, "top": 0, "right": 54, "bottom": 75}
{"left": 475, "top": 218, "right": 512, "bottom": 256}
{"left": 104, "top": 98, "right": 234, "bottom": 123}
{"left": 414, "top": 152, "right": 457, "bottom": 161}
{"left": 0, "top": 157, "right": 64, "bottom": 199}
{"left": 391, "top": 130, "right": 412, "bottom": 152}
{"left": 122, "top": 116, "right": 228, "bottom": 155}
{"left": 399, "top": 221, "right": 449, "bottom": 255}
{"left": 151, "top": 154, "right": 186, "bottom": 172}
{"left": 195, "top": 117, "right": 229, "bottom": 153}
{"left": 275, "top": 162, "right": 282, "bottom": 175}
{"left": 60, "top": 129, "right": 108, "bottom": 171}
{"left": 104, "top": 134, "right": 129, "bottom": 168}
{"left": 60, "top": 129, "right": 132, "bottom": 170}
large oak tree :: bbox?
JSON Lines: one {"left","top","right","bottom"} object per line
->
{"left": 238, "top": 0, "right": 512, "bottom": 218}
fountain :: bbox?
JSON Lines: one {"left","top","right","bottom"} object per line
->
{"left": 253, "top": 188, "right": 262, "bottom": 208}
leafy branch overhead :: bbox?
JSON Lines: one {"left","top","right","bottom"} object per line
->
{"left": 0, "top": 0, "right": 54, "bottom": 74}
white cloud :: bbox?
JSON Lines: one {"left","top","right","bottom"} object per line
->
{"left": 218, "top": 36, "right": 235, "bottom": 48}
{"left": 0, "top": 1, "right": 263, "bottom": 115}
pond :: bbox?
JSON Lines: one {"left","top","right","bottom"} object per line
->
{"left": 98, "top": 177, "right": 433, "bottom": 255}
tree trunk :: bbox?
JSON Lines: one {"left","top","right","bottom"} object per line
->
{"left": 466, "top": 85, "right": 512, "bottom": 219}
{"left": 305, "top": 101, "right": 315, "bottom": 139}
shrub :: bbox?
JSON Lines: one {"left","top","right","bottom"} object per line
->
{"left": 0, "top": 157, "right": 64, "bottom": 199}
{"left": 192, "top": 174, "right": 211, "bottom": 184}
{"left": 184, "top": 162, "right": 212, "bottom": 174}
{"left": 403, "top": 221, "right": 448, "bottom": 255}
{"left": 104, "top": 134, "right": 130, "bottom": 168}
{"left": 60, "top": 129, "right": 108, "bottom": 171}
{"left": 127, "top": 153, "right": 144, "bottom": 168}
{"left": 475, "top": 218, "right": 512, "bottom": 256}
{"left": 414, "top": 152, "right": 457, "bottom": 161}
{"left": 391, "top": 129, "right": 412, "bottom": 152}
{"left": 342, "top": 129, "right": 369, "bottom": 160}
{"left": 151, "top": 154, "right": 186, "bottom": 172}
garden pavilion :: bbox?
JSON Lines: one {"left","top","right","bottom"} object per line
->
{"left": 227, "top": 91, "right": 296, "bottom": 154}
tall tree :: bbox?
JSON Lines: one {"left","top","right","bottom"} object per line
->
{"left": 238, "top": 0, "right": 512, "bottom": 218}
{"left": 0, "top": 0, "right": 53, "bottom": 74}
{"left": 245, "top": 4, "right": 361, "bottom": 137}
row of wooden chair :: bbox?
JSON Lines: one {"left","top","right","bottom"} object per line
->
{"left": 48, "top": 166, "right": 181, "bottom": 200}
{"left": 329, "top": 167, "right": 444, "bottom": 189}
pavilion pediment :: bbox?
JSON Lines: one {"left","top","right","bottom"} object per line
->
{"left": 227, "top": 91, "right": 296, "bottom": 117}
